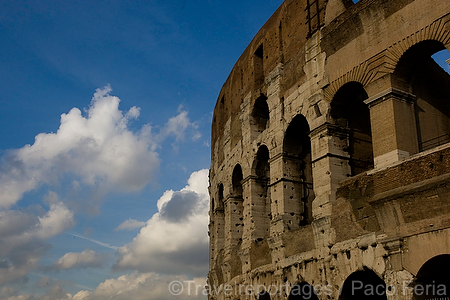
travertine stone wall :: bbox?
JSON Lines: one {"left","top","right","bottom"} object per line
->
{"left": 209, "top": 1, "right": 450, "bottom": 300}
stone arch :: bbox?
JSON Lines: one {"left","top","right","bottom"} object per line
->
{"left": 330, "top": 81, "right": 373, "bottom": 175}
{"left": 412, "top": 254, "right": 450, "bottom": 300}
{"left": 258, "top": 290, "right": 271, "bottom": 300}
{"left": 392, "top": 40, "right": 450, "bottom": 152}
{"left": 251, "top": 94, "right": 270, "bottom": 137}
{"left": 325, "top": 17, "right": 450, "bottom": 104}
{"left": 250, "top": 145, "right": 271, "bottom": 239}
{"left": 232, "top": 164, "right": 244, "bottom": 198}
{"left": 282, "top": 115, "right": 315, "bottom": 227}
{"left": 339, "top": 268, "right": 387, "bottom": 300}
{"left": 217, "top": 183, "right": 224, "bottom": 211}
{"left": 253, "top": 145, "right": 270, "bottom": 179}
{"left": 229, "top": 164, "right": 244, "bottom": 278}
{"left": 385, "top": 17, "right": 450, "bottom": 74}
{"left": 288, "top": 282, "right": 319, "bottom": 300}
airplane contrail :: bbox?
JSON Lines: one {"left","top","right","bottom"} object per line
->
{"left": 65, "top": 232, "right": 119, "bottom": 250}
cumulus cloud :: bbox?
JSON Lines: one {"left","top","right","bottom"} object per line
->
{"left": 160, "top": 190, "right": 201, "bottom": 223}
{"left": 73, "top": 273, "right": 206, "bottom": 300}
{"left": 158, "top": 110, "right": 198, "bottom": 142}
{"left": 38, "top": 284, "right": 72, "bottom": 300}
{"left": 0, "top": 86, "right": 204, "bottom": 297}
{"left": 0, "top": 86, "right": 199, "bottom": 209}
{"left": 0, "top": 170, "right": 209, "bottom": 299}
{"left": 115, "top": 219, "right": 146, "bottom": 231}
{"left": 5, "top": 274, "right": 207, "bottom": 300}
{"left": 113, "top": 169, "right": 209, "bottom": 277}
{"left": 51, "top": 250, "right": 109, "bottom": 270}
{"left": 0, "top": 202, "right": 74, "bottom": 285}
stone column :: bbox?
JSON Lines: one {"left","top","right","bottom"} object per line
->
{"left": 213, "top": 209, "right": 225, "bottom": 261}
{"left": 242, "top": 176, "right": 270, "bottom": 246}
{"left": 223, "top": 195, "right": 244, "bottom": 280}
{"left": 268, "top": 153, "right": 308, "bottom": 233}
{"left": 240, "top": 176, "right": 271, "bottom": 273}
{"left": 309, "top": 123, "right": 351, "bottom": 246}
{"left": 364, "top": 88, "right": 419, "bottom": 169}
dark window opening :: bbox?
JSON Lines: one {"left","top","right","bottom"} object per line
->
{"left": 230, "top": 165, "right": 244, "bottom": 277}
{"left": 283, "top": 115, "right": 315, "bottom": 226}
{"left": 339, "top": 269, "right": 387, "bottom": 300}
{"left": 255, "top": 145, "right": 270, "bottom": 180}
{"left": 217, "top": 183, "right": 224, "bottom": 211}
{"left": 258, "top": 290, "right": 271, "bottom": 300}
{"left": 331, "top": 81, "right": 373, "bottom": 176}
{"left": 254, "top": 44, "right": 264, "bottom": 86}
{"left": 252, "top": 145, "right": 271, "bottom": 239}
{"left": 252, "top": 94, "right": 270, "bottom": 134}
{"left": 412, "top": 254, "right": 450, "bottom": 300}
{"left": 288, "top": 282, "right": 319, "bottom": 300}
{"left": 394, "top": 41, "right": 450, "bottom": 152}
{"left": 232, "top": 165, "right": 243, "bottom": 197}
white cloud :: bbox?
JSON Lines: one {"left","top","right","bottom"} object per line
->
{"left": 0, "top": 86, "right": 200, "bottom": 210}
{"left": 158, "top": 110, "right": 198, "bottom": 142}
{"left": 4, "top": 274, "right": 207, "bottom": 300}
{"left": 0, "top": 202, "right": 74, "bottom": 285}
{"left": 115, "top": 219, "right": 146, "bottom": 231}
{"left": 0, "top": 170, "right": 210, "bottom": 299}
{"left": 0, "top": 86, "right": 158, "bottom": 209}
{"left": 113, "top": 169, "right": 209, "bottom": 277}
{"left": 74, "top": 273, "right": 206, "bottom": 300}
{"left": 37, "top": 202, "right": 75, "bottom": 240}
{"left": 0, "top": 86, "right": 204, "bottom": 296}
{"left": 52, "top": 250, "right": 109, "bottom": 270}
{"left": 38, "top": 284, "right": 71, "bottom": 300}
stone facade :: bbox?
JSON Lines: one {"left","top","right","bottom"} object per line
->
{"left": 208, "top": 1, "right": 450, "bottom": 300}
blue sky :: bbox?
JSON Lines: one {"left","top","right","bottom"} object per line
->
{"left": 0, "top": 1, "right": 284, "bottom": 299}
{"left": 0, "top": 1, "right": 449, "bottom": 299}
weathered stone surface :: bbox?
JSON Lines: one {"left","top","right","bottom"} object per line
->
{"left": 209, "top": 1, "right": 450, "bottom": 300}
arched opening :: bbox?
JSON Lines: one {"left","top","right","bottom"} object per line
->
{"left": 258, "top": 290, "right": 271, "bottom": 300}
{"left": 283, "top": 115, "right": 314, "bottom": 227}
{"left": 255, "top": 145, "right": 270, "bottom": 180}
{"left": 214, "top": 183, "right": 225, "bottom": 271}
{"left": 232, "top": 165, "right": 243, "bottom": 198}
{"left": 218, "top": 183, "right": 224, "bottom": 211}
{"left": 288, "top": 282, "right": 319, "bottom": 300}
{"left": 229, "top": 165, "right": 244, "bottom": 278}
{"left": 251, "top": 145, "right": 271, "bottom": 239}
{"left": 331, "top": 81, "right": 373, "bottom": 175}
{"left": 412, "top": 254, "right": 450, "bottom": 300}
{"left": 339, "top": 269, "right": 387, "bottom": 300}
{"left": 252, "top": 94, "right": 270, "bottom": 135}
{"left": 394, "top": 40, "right": 450, "bottom": 152}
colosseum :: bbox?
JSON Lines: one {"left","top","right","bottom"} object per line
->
{"left": 208, "top": 1, "right": 450, "bottom": 300}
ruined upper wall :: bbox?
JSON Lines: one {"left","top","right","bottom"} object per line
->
{"left": 211, "top": 0, "right": 450, "bottom": 170}
{"left": 211, "top": 0, "right": 329, "bottom": 164}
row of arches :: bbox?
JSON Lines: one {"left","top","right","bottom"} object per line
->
{"left": 210, "top": 39, "right": 450, "bottom": 281}
{"left": 330, "top": 40, "right": 450, "bottom": 169}
{"left": 213, "top": 113, "right": 315, "bottom": 237}
{"left": 250, "top": 40, "right": 450, "bottom": 175}
{"left": 255, "top": 255, "right": 450, "bottom": 300}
